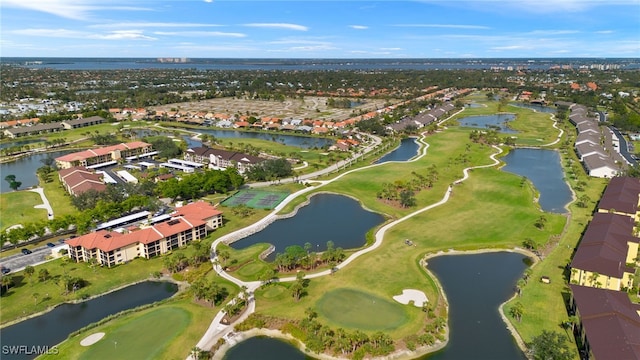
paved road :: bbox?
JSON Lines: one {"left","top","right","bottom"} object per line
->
{"left": 610, "top": 126, "right": 637, "bottom": 166}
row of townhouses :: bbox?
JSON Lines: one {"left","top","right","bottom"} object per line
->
{"left": 568, "top": 176, "right": 640, "bottom": 359}
{"left": 2, "top": 116, "right": 106, "bottom": 138}
{"left": 560, "top": 101, "right": 626, "bottom": 178}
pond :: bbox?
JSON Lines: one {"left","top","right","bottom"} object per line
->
{"left": 457, "top": 114, "right": 517, "bottom": 133}
{"left": 229, "top": 193, "right": 384, "bottom": 261}
{"left": 198, "top": 129, "right": 334, "bottom": 149}
{"left": 0, "top": 150, "right": 72, "bottom": 193}
{"left": 223, "top": 336, "right": 312, "bottom": 360}
{"left": 0, "top": 280, "right": 178, "bottom": 360}
{"left": 501, "top": 148, "right": 571, "bottom": 213}
{"left": 222, "top": 252, "right": 528, "bottom": 360}
{"left": 0, "top": 139, "right": 42, "bottom": 150}
{"left": 421, "top": 252, "right": 528, "bottom": 360}
{"left": 510, "top": 103, "right": 557, "bottom": 114}
{"left": 374, "top": 137, "right": 420, "bottom": 164}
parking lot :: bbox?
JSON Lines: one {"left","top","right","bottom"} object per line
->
{"left": 0, "top": 241, "right": 67, "bottom": 274}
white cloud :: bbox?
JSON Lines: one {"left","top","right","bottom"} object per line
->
{"left": 94, "top": 30, "right": 156, "bottom": 40}
{"left": 91, "top": 22, "right": 223, "bottom": 29}
{"left": 243, "top": 23, "right": 309, "bottom": 31}
{"left": 153, "top": 31, "right": 246, "bottom": 38}
{"left": 393, "top": 24, "right": 490, "bottom": 30}
{"left": 0, "top": 0, "right": 150, "bottom": 21}
{"left": 349, "top": 25, "right": 368, "bottom": 30}
{"left": 11, "top": 28, "right": 156, "bottom": 41}
{"left": 595, "top": 30, "right": 615, "bottom": 34}
{"left": 380, "top": 47, "right": 402, "bottom": 51}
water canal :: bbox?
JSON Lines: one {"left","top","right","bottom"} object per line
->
{"left": 421, "top": 252, "right": 527, "bottom": 360}
{"left": 374, "top": 137, "right": 420, "bottom": 164}
{"left": 501, "top": 148, "right": 571, "bottom": 213}
{"left": 0, "top": 281, "right": 178, "bottom": 360}
{"left": 229, "top": 193, "right": 384, "bottom": 261}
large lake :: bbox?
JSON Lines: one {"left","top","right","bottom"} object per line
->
{"left": 229, "top": 193, "right": 384, "bottom": 260}
{"left": 223, "top": 252, "right": 528, "bottom": 360}
{"left": 501, "top": 148, "right": 571, "bottom": 213}
{"left": 0, "top": 281, "right": 177, "bottom": 360}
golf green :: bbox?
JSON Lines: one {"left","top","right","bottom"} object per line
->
{"left": 79, "top": 307, "right": 190, "bottom": 360}
{"left": 316, "top": 288, "right": 408, "bottom": 331}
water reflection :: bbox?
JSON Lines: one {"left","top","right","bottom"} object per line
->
{"left": 457, "top": 114, "right": 517, "bottom": 133}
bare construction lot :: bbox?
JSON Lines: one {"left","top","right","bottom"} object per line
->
{"left": 149, "top": 96, "right": 397, "bottom": 121}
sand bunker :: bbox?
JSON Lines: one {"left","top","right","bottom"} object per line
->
{"left": 80, "top": 332, "right": 105, "bottom": 346}
{"left": 393, "top": 289, "right": 428, "bottom": 307}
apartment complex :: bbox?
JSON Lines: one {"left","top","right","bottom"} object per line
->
{"left": 55, "top": 141, "right": 153, "bottom": 169}
{"left": 66, "top": 201, "right": 222, "bottom": 267}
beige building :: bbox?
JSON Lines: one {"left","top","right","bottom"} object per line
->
{"left": 66, "top": 201, "right": 222, "bottom": 267}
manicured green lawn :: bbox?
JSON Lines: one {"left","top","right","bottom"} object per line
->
{"left": 316, "top": 288, "right": 409, "bottom": 331}
{"left": 41, "top": 175, "right": 79, "bottom": 218}
{"left": 38, "top": 297, "right": 223, "bottom": 360}
{"left": 0, "top": 190, "right": 47, "bottom": 231}
{"left": 78, "top": 307, "right": 190, "bottom": 360}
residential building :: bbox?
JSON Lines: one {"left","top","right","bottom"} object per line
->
{"left": 58, "top": 166, "right": 107, "bottom": 196}
{"left": 568, "top": 285, "right": 640, "bottom": 360}
{"left": 66, "top": 201, "right": 222, "bottom": 267}
{"left": 3, "top": 123, "right": 63, "bottom": 138}
{"left": 184, "top": 146, "right": 266, "bottom": 174}
{"left": 570, "top": 212, "right": 638, "bottom": 291}
{"left": 597, "top": 176, "right": 640, "bottom": 220}
{"left": 55, "top": 141, "right": 153, "bottom": 169}
{"left": 61, "top": 116, "right": 105, "bottom": 129}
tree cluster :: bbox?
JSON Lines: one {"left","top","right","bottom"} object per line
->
{"left": 297, "top": 308, "right": 395, "bottom": 358}
{"left": 155, "top": 167, "right": 244, "bottom": 201}
{"left": 376, "top": 166, "right": 438, "bottom": 208}
{"left": 245, "top": 158, "right": 293, "bottom": 182}
{"left": 191, "top": 277, "right": 229, "bottom": 306}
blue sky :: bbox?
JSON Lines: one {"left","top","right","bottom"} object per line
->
{"left": 1, "top": 0, "right": 639, "bottom": 58}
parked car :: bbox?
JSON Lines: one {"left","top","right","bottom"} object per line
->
{"left": 21, "top": 249, "right": 32, "bottom": 255}
{"left": 1, "top": 266, "right": 10, "bottom": 275}
{"left": 46, "top": 242, "right": 56, "bottom": 248}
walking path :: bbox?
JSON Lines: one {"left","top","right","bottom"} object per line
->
{"left": 190, "top": 109, "right": 502, "bottom": 358}
{"left": 30, "top": 187, "right": 54, "bottom": 220}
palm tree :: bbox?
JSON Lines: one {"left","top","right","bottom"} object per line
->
{"left": 516, "top": 278, "right": 526, "bottom": 297}
{"left": 24, "top": 265, "right": 35, "bottom": 284}
{"left": 33, "top": 292, "right": 39, "bottom": 305}
{"left": 2, "top": 275, "right": 14, "bottom": 292}
{"left": 510, "top": 302, "right": 524, "bottom": 322}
